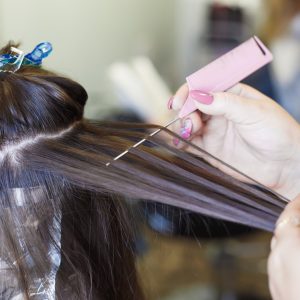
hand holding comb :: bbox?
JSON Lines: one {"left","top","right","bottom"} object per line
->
{"left": 106, "top": 36, "right": 273, "bottom": 166}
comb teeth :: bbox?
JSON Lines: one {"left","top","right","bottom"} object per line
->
{"left": 178, "top": 36, "right": 273, "bottom": 119}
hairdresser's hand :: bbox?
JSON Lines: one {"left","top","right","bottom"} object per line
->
{"left": 169, "top": 83, "right": 300, "bottom": 199}
{"left": 268, "top": 194, "right": 300, "bottom": 300}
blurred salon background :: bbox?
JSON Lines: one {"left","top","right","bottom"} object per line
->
{"left": 1, "top": 0, "right": 300, "bottom": 299}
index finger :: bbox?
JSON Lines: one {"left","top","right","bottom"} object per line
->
{"left": 171, "top": 84, "right": 189, "bottom": 111}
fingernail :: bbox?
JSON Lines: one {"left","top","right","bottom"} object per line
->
{"left": 167, "top": 96, "right": 174, "bottom": 110}
{"left": 180, "top": 118, "right": 193, "bottom": 139}
{"left": 190, "top": 91, "right": 214, "bottom": 104}
{"left": 173, "top": 138, "right": 180, "bottom": 146}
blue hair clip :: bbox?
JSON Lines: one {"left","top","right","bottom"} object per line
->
{"left": 24, "top": 42, "right": 53, "bottom": 66}
{"left": 0, "top": 42, "right": 53, "bottom": 73}
{"left": 0, "top": 47, "right": 25, "bottom": 73}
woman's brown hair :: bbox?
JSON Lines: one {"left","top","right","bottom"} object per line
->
{"left": 0, "top": 43, "right": 287, "bottom": 299}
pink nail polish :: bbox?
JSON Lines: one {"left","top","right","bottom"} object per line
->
{"left": 180, "top": 118, "right": 193, "bottom": 140}
{"left": 173, "top": 138, "right": 179, "bottom": 146}
{"left": 167, "top": 96, "right": 174, "bottom": 110}
{"left": 189, "top": 91, "right": 213, "bottom": 105}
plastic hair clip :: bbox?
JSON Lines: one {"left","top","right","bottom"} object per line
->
{"left": 0, "top": 47, "right": 25, "bottom": 73}
{"left": 0, "top": 42, "right": 53, "bottom": 73}
{"left": 24, "top": 42, "right": 53, "bottom": 66}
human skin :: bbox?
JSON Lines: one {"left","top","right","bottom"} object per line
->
{"left": 170, "top": 83, "right": 300, "bottom": 299}
{"left": 268, "top": 194, "right": 300, "bottom": 300}
{"left": 169, "top": 83, "right": 300, "bottom": 200}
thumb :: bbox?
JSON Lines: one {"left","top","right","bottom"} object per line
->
{"left": 274, "top": 194, "right": 300, "bottom": 239}
{"left": 190, "top": 90, "right": 259, "bottom": 122}
{"left": 277, "top": 194, "right": 300, "bottom": 225}
{"left": 227, "top": 83, "right": 268, "bottom": 101}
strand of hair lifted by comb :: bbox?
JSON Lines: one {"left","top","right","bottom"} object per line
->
{"left": 105, "top": 118, "right": 288, "bottom": 205}
{"left": 105, "top": 117, "right": 180, "bottom": 166}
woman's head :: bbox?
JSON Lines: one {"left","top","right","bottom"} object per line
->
{"left": 0, "top": 42, "right": 285, "bottom": 231}
{"left": 0, "top": 42, "right": 288, "bottom": 299}
{"left": 0, "top": 43, "right": 144, "bottom": 300}
{"left": 0, "top": 44, "right": 87, "bottom": 142}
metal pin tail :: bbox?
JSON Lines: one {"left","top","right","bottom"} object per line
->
{"left": 105, "top": 117, "right": 180, "bottom": 166}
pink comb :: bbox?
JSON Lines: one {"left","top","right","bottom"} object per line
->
{"left": 106, "top": 36, "right": 273, "bottom": 166}
{"left": 179, "top": 36, "right": 273, "bottom": 118}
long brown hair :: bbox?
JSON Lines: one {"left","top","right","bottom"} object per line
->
{"left": 0, "top": 43, "right": 286, "bottom": 299}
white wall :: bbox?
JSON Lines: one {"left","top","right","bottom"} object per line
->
{"left": 175, "top": 0, "right": 265, "bottom": 78}
{"left": 0, "top": 0, "right": 176, "bottom": 116}
{"left": 0, "top": 0, "right": 266, "bottom": 117}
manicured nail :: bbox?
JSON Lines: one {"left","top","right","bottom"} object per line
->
{"left": 167, "top": 96, "right": 174, "bottom": 110}
{"left": 190, "top": 91, "right": 213, "bottom": 104}
{"left": 173, "top": 138, "right": 179, "bottom": 146}
{"left": 180, "top": 118, "right": 193, "bottom": 139}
